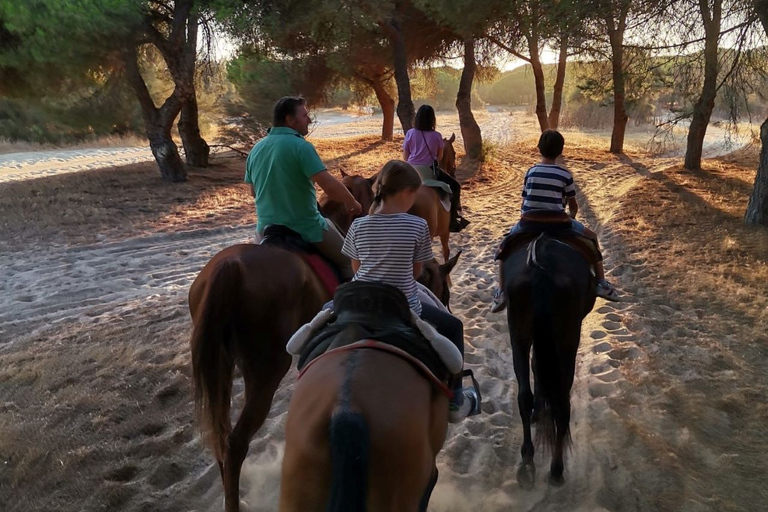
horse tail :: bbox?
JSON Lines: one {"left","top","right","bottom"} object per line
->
{"left": 190, "top": 258, "right": 240, "bottom": 463}
{"left": 326, "top": 407, "right": 370, "bottom": 512}
{"left": 531, "top": 268, "right": 572, "bottom": 454}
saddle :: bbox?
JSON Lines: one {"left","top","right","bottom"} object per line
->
{"left": 292, "top": 282, "right": 458, "bottom": 385}
{"left": 495, "top": 211, "right": 601, "bottom": 266}
{"left": 260, "top": 224, "right": 342, "bottom": 295}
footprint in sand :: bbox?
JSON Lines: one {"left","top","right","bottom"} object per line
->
{"left": 604, "top": 312, "right": 623, "bottom": 322}
{"left": 602, "top": 320, "right": 622, "bottom": 330}
{"left": 148, "top": 461, "right": 187, "bottom": 489}
{"left": 590, "top": 361, "right": 620, "bottom": 374}
{"left": 609, "top": 346, "right": 642, "bottom": 360}
{"left": 590, "top": 330, "right": 607, "bottom": 340}
{"left": 593, "top": 341, "right": 613, "bottom": 354}
{"left": 596, "top": 305, "right": 615, "bottom": 314}
{"left": 588, "top": 380, "right": 617, "bottom": 398}
{"left": 105, "top": 464, "right": 140, "bottom": 483}
{"left": 595, "top": 368, "right": 623, "bottom": 382}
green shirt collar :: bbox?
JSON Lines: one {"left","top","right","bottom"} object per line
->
{"left": 268, "top": 126, "right": 304, "bottom": 138}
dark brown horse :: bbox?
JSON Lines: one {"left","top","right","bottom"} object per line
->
{"left": 502, "top": 236, "right": 596, "bottom": 486}
{"left": 189, "top": 243, "right": 459, "bottom": 511}
{"left": 279, "top": 346, "right": 449, "bottom": 511}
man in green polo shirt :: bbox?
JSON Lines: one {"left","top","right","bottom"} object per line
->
{"left": 245, "top": 96, "right": 362, "bottom": 280}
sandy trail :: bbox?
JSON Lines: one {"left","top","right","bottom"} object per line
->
{"left": 1, "top": 120, "right": 765, "bottom": 511}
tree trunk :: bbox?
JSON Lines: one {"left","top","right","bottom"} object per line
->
{"left": 124, "top": 47, "right": 186, "bottom": 182}
{"left": 178, "top": 93, "right": 210, "bottom": 167}
{"left": 370, "top": 80, "right": 395, "bottom": 141}
{"left": 528, "top": 32, "right": 549, "bottom": 132}
{"left": 548, "top": 36, "right": 568, "bottom": 130}
{"left": 745, "top": 117, "right": 768, "bottom": 225}
{"left": 175, "top": 4, "right": 209, "bottom": 167}
{"left": 388, "top": 17, "right": 415, "bottom": 134}
{"left": 745, "top": 1, "right": 768, "bottom": 225}
{"left": 456, "top": 38, "right": 483, "bottom": 161}
{"left": 607, "top": 11, "right": 629, "bottom": 154}
{"left": 684, "top": 0, "right": 722, "bottom": 170}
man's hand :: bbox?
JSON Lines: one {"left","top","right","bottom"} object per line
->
{"left": 346, "top": 200, "right": 363, "bottom": 216}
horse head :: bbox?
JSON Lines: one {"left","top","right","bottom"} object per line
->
{"left": 318, "top": 170, "right": 375, "bottom": 235}
{"left": 440, "top": 133, "right": 457, "bottom": 177}
{"left": 418, "top": 250, "right": 461, "bottom": 311}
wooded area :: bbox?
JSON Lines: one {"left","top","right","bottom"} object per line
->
{"left": 0, "top": 0, "right": 766, "bottom": 225}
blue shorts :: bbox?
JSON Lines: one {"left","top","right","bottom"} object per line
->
{"left": 508, "top": 219, "right": 585, "bottom": 235}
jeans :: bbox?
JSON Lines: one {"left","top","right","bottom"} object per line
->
{"left": 420, "top": 303, "right": 464, "bottom": 357}
{"left": 509, "top": 218, "right": 585, "bottom": 235}
{"left": 312, "top": 219, "right": 354, "bottom": 281}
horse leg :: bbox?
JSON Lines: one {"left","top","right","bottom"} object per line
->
{"left": 440, "top": 231, "right": 450, "bottom": 263}
{"left": 223, "top": 352, "right": 291, "bottom": 512}
{"left": 548, "top": 401, "right": 570, "bottom": 486}
{"left": 549, "top": 346, "right": 577, "bottom": 486}
{"left": 418, "top": 465, "right": 439, "bottom": 512}
{"left": 511, "top": 338, "right": 534, "bottom": 463}
{"left": 531, "top": 350, "right": 544, "bottom": 424}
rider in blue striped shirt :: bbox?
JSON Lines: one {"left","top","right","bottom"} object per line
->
{"left": 491, "top": 130, "right": 619, "bottom": 313}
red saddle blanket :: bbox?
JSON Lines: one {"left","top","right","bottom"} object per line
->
{"left": 301, "top": 253, "right": 341, "bottom": 297}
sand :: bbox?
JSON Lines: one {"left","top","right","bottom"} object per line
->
{"left": 1, "top": 112, "right": 767, "bottom": 512}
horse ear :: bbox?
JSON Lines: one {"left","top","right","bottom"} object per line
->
{"left": 448, "top": 133, "right": 456, "bottom": 143}
{"left": 440, "top": 250, "right": 462, "bottom": 276}
{"left": 339, "top": 168, "right": 349, "bottom": 178}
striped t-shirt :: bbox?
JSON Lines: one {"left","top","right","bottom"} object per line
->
{"left": 341, "top": 213, "right": 433, "bottom": 314}
{"left": 521, "top": 164, "right": 576, "bottom": 213}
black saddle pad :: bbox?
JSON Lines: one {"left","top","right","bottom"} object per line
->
{"left": 297, "top": 281, "right": 450, "bottom": 381}
{"left": 260, "top": 225, "right": 316, "bottom": 253}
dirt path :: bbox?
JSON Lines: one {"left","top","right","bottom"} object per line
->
{"left": 1, "top": 133, "right": 765, "bottom": 511}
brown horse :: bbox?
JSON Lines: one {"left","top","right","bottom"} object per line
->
{"left": 320, "top": 171, "right": 453, "bottom": 262}
{"left": 410, "top": 185, "right": 451, "bottom": 262}
{"left": 279, "top": 347, "right": 449, "bottom": 511}
{"left": 439, "top": 133, "right": 457, "bottom": 177}
{"left": 189, "top": 243, "right": 459, "bottom": 511}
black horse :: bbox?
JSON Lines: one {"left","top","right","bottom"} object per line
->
{"left": 502, "top": 235, "right": 597, "bottom": 485}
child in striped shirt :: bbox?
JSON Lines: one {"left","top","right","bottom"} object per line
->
{"left": 491, "top": 130, "right": 618, "bottom": 313}
{"left": 342, "top": 160, "right": 479, "bottom": 422}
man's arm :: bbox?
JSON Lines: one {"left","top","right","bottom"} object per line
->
{"left": 567, "top": 197, "right": 579, "bottom": 219}
{"left": 351, "top": 259, "right": 361, "bottom": 274}
{"left": 402, "top": 148, "right": 410, "bottom": 161}
{"left": 413, "top": 261, "right": 423, "bottom": 279}
{"left": 249, "top": 184, "right": 255, "bottom": 197}
{"left": 312, "top": 170, "right": 362, "bottom": 215}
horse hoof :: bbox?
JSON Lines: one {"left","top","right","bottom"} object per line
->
{"left": 547, "top": 471, "right": 565, "bottom": 486}
{"left": 516, "top": 462, "right": 536, "bottom": 490}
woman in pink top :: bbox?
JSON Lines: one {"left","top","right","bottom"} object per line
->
{"left": 402, "top": 104, "right": 469, "bottom": 232}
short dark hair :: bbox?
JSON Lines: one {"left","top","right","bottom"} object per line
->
{"left": 414, "top": 104, "right": 436, "bottom": 131}
{"left": 273, "top": 96, "right": 306, "bottom": 126}
{"left": 538, "top": 130, "right": 565, "bottom": 159}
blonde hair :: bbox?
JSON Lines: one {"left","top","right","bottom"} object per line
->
{"left": 370, "top": 160, "right": 422, "bottom": 214}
